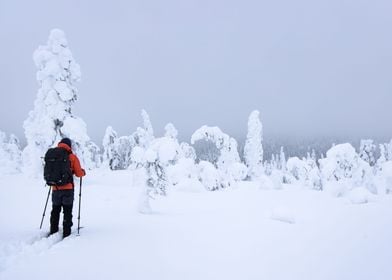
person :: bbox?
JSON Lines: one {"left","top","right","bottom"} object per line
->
{"left": 49, "top": 138, "right": 86, "bottom": 238}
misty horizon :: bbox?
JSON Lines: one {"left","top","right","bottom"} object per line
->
{"left": 1, "top": 0, "right": 391, "bottom": 149}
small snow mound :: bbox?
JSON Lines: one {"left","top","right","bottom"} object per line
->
{"left": 348, "top": 187, "right": 372, "bottom": 204}
{"left": 258, "top": 175, "right": 275, "bottom": 190}
{"left": 324, "top": 181, "right": 348, "bottom": 197}
{"left": 175, "top": 178, "right": 205, "bottom": 193}
{"left": 270, "top": 207, "right": 296, "bottom": 224}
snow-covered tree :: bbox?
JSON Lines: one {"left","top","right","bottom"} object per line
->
{"left": 102, "top": 126, "right": 118, "bottom": 166}
{"left": 0, "top": 131, "right": 22, "bottom": 174}
{"left": 378, "top": 144, "right": 388, "bottom": 166}
{"left": 0, "top": 131, "right": 5, "bottom": 144}
{"left": 131, "top": 110, "right": 155, "bottom": 150}
{"left": 278, "top": 146, "right": 290, "bottom": 183}
{"left": 374, "top": 161, "right": 392, "bottom": 195}
{"left": 191, "top": 126, "right": 241, "bottom": 188}
{"left": 113, "top": 136, "right": 134, "bottom": 170}
{"left": 83, "top": 141, "right": 101, "bottom": 169}
{"left": 179, "top": 142, "right": 197, "bottom": 161}
{"left": 270, "top": 154, "right": 278, "bottom": 171}
{"left": 164, "top": 123, "right": 178, "bottom": 140}
{"left": 0, "top": 131, "right": 8, "bottom": 173}
{"left": 163, "top": 125, "right": 200, "bottom": 189}
{"left": 286, "top": 156, "right": 322, "bottom": 190}
{"left": 311, "top": 149, "right": 317, "bottom": 163}
{"left": 319, "top": 143, "right": 371, "bottom": 185}
{"left": 130, "top": 146, "right": 145, "bottom": 169}
{"left": 359, "top": 139, "right": 376, "bottom": 167}
{"left": 388, "top": 140, "right": 392, "bottom": 161}
{"left": 144, "top": 137, "right": 180, "bottom": 196}
{"left": 305, "top": 154, "right": 322, "bottom": 190}
{"left": 23, "top": 29, "right": 95, "bottom": 175}
{"left": 138, "top": 139, "right": 174, "bottom": 213}
{"left": 286, "top": 157, "right": 308, "bottom": 183}
{"left": 191, "top": 126, "right": 240, "bottom": 170}
{"left": 378, "top": 140, "right": 392, "bottom": 165}
{"left": 142, "top": 110, "right": 153, "bottom": 136}
{"left": 243, "top": 110, "right": 264, "bottom": 180}
{"left": 375, "top": 140, "right": 392, "bottom": 194}
{"left": 102, "top": 127, "right": 135, "bottom": 170}
{"left": 7, "top": 134, "right": 22, "bottom": 171}
{"left": 129, "top": 110, "right": 157, "bottom": 170}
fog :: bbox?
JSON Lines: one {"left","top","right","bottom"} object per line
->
{"left": 1, "top": 0, "right": 391, "bottom": 148}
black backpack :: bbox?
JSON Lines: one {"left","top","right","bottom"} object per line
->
{"left": 44, "top": 147, "right": 73, "bottom": 186}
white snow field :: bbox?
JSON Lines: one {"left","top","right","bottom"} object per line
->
{"left": 1, "top": 170, "right": 392, "bottom": 280}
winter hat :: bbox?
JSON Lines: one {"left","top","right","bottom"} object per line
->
{"left": 60, "top": 138, "right": 72, "bottom": 148}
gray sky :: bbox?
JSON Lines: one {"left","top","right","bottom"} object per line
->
{"left": 0, "top": 0, "right": 391, "bottom": 146}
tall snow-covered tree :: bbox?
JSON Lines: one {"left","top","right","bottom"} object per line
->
{"left": 23, "top": 29, "right": 95, "bottom": 175}
{"left": 244, "top": 110, "right": 263, "bottom": 179}
{"left": 280, "top": 146, "right": 287, "bottom": 172}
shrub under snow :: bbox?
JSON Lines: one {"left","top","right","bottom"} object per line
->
{"left": 319, "top": 143, "right": 371, "bottom": 183}
{"left": 319, "top": 143, "right": 374, "bottom": 195}
{"left": 285, "top": 156, "right": 322, "bottom": 190}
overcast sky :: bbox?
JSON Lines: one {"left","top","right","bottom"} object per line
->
{"left": 0, "top": 0, "right": 391, "bottom": 146}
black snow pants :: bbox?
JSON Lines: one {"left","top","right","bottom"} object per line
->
{"left": 50, "top": 189, "right": 74, "bottom": 237}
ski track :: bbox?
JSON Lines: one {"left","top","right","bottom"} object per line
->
{"left": 0, "top": 231, "right": 66, "bottom": 273}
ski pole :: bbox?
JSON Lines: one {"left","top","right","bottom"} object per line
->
{"left": 40, "top": 185, "right": 51, "bottom": 229}
{"left": 77, "top": 177, "right": 82, "bottom": 235}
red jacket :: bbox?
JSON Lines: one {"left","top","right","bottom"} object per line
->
{"left": 52, "top": 143, "right": 86, "bottom": 191}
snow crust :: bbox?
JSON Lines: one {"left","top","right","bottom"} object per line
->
{"left": 1, "top": 172, "right": 392, "bottom": 280}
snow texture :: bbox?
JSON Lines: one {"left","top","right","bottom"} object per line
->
{"left": 2, "top": 172, "right": 392, "bottom": 280}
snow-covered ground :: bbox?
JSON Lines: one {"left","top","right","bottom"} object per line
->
{"left": 1, "top": 170, "right": 392, "bottom": 280}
